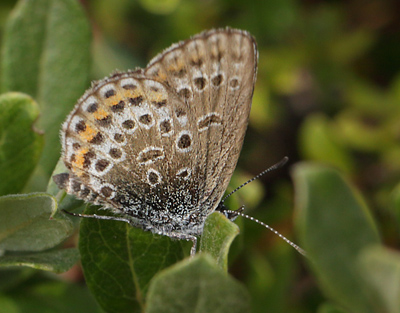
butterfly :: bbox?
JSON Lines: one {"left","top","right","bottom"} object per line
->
{"left": 53, "top": 28, "right": 306, "bottom": 257}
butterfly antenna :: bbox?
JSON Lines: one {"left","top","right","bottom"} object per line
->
{"left": 221, "top": 156, "right": 289, "bottom": 203}
{"left": 224, "top": 209, "right": 306, "bottom": 256}
{"left": 221, "top": 156, "right": 306, "bottom": 256}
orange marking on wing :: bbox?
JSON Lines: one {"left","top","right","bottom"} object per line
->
{"left": 80, "top": 125, "right": 97, "bottom": 141}
{"left": 73, "top": 148, "right": 89, "bottom": 169}
{"left": 167, "top": 64, "right": 181, "bottom": 73}
{"left": 154, "top": 94, "right": 166, "bottom": 103}
{"left": 107, "top": 94, "right": 124, "bottom": 106}
{"left": 150, "top": 68, "right": 168, "bottom": 82}
{"left": 146, "top": 88, "right": 164, "bottom": 102}
{"left": 93, "top": 108, "right": 108, "bottom": 120}
{"left": 122, "top": 89, "right": 141, "bottom": 99}
{"left": 157, "top": 71, "right": 167, "bottom": 81}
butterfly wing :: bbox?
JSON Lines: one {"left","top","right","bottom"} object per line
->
{"left": 145, "top": 28, "right": 258, "bottom": 214}
{"left": 56, "top": 72, "right": 201, "bottom": 220}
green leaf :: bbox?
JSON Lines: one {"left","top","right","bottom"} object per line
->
{"left": 0, "top": 248, "right": 79, "bottom": 273}
{"left": 0, "top": 92, "right": 43, "bottom": 195}
{"left": 199, "top": 212, "right": 239, "bottom": 271}
{"left": 145, "top": 255, "right": 250, "bottom": 313}
{"left": 79, "top": 205, "right": 185, "bottom": 313}
{"left": 359, "top": 245, "right": 400, "bottom": 313}
{"left": 2, "top": 0, "right": 91, "bottom": 181}
{"left": 292, "top": 163, "right": 381, "bottom": 312}
{"left": 0, "top": 193, "right": 74, "bottom": 251}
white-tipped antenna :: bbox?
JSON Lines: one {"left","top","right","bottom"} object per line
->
{"left": 221, "top": 156, "right": 289, "bottom": 203}
{"left": 221, "top": 156, "right": 306, "bottom": 256}
{"left": 225, "top": 209, "right": 306, "bottom": 256}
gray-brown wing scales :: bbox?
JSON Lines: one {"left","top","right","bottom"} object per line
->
{"left": 207, "top": 31, "right": 257, "bottom": 209}
{"left": 145, "top": 28, "right": 258, "bottom": 214}
{"left": 59, "top": 73, "right": 202, "bottom": 220}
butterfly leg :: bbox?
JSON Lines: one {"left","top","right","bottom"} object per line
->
{"left": 61, "top": 209, "right": 133, "bottom": 224}
{"left": 64, "top": 209, "right": 200, "bottom": 256}
{"left": 166, "top": 232, "right": 197, "bottom": 257}
{"left": 189, "top": 236, "right": 197, "bottom": 257}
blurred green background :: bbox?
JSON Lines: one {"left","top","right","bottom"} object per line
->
{"left": 0, "top": 0, "right": 399, "bottom": 312}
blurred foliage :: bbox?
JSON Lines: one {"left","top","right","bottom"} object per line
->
{"left": 0, "top": 0, "right": 399, "bottom": 312}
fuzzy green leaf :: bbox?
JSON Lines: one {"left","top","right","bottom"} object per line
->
{"left": 0, "top": 92, "right": 43, "bottom": 195}
{"left": 293, "top": 163, "right": 380, "bottom": 312}
{"left": 146, "top": 255, "right": 250, "bottom": 313}
{"left": 0, "top": 248, "right": 79, "bottom": 273}
{"left": 359, "top": 245, "right": 400, "bottom": 313}
{"left": 78, "top": 205, "right": 185, "bottom": 313}
{"left": 199, "top": 212, "right": 239, "bottom": 271}
{"left": 2, "top": 0, "right": 91, "bottom": 181}
{"left": 0, "top": 193, "right": 74, "bottom": 251}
